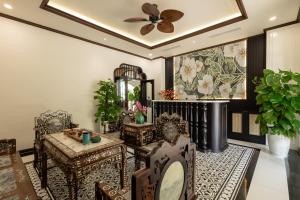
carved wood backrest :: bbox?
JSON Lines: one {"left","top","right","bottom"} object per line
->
{"left": 119, "top": 110, "right": 135, "bottom": 125}
{"left": 34, "top": 110, "right": 72, "bottom": 140}
{"left": 132, "top": 135, "right": 196, "bottom": 200}
{"left": 119, "top": 110, "right": 135, "bottom": 131}
{"left": 155, "top": 112, "right": 188, "bottom": 143}
{"left": 0, "top": 139, "right": 16, "bottom": 155}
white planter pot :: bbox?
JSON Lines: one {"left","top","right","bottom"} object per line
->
{"left": 267, "top": 134, "right": 290, "bottom": 158}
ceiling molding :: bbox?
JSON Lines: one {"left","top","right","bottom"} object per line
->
{"left": 0, "top": 12, "right": 152, "bottom": 61}
{"left": 40, "top": 0, "right": 248, "bottom": 50}
{"left": 151, "top": 15, "right": 246, "bottom": 49}
{"left": 171, "top": 37, "right": 249, "bottom": 58}
{"left": 263, "top": 20, "right": 299, "bottom": 32}
{"left": 156, "top": 34, "right": 266, "bottom": 59}
{"left": 1, "top": 4, "right": 299, "bottom": 61}
{"left": 264, "top": 6, "right": 300, "bottom": 32}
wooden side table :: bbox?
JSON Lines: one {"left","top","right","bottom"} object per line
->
{"left": 123, "top": 123, "right": 155, "bottom": 169}
{"left": 123, "top": 123, "right": 154, "bottom": 147}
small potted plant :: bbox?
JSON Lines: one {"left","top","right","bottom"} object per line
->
{"left": 253, "top": 69, "right": 300, "bottom": 157}
{"left": 94, "top": 79, "right": 121, "bottom": 133}
{"left": 159, "top": 89, "right": 177, "bottom": 100}
{"left": 133, "top": 101, "right": 147, "bottom": 124}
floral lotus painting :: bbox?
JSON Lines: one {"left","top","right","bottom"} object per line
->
{"left": 174, "top": 40, "right": 247, "bottom": 100}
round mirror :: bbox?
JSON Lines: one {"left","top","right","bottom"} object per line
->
{"left": 159, "top": 161, "right": 185, "bottom": 200}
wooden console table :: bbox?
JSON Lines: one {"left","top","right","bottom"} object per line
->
{"left": 153, "top": 100, "right": 229, "bottom": 153}
{"left": 0, "top": 153, "right": 38, "bottom": 199}
{"left": 41, "top": 133, "right": 128, "bottom": 200}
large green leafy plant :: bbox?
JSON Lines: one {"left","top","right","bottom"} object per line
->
{"left": 94, "top": 80, "right": 121, "bottom": 123}
{"left": 253, "top": 69, "right": 300, "bottom": 138}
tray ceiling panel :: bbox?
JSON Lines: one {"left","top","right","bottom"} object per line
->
{"left": 47, "top": 0, "right": 242, "bottom": 47}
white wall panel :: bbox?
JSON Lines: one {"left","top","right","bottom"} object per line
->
{"left": 0, "top": 18, "right": 164, "bottom": 150}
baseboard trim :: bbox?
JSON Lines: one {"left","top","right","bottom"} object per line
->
{"left": 19, "top": 148, "right": 34, "bottom": 157}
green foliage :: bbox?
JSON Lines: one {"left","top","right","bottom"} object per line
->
{"left": 253, "top": 69, "right": 300, "bottom": 138}
{"left": 128, "top": 86, "right": 140, "bottom": 102}
{"left": 94, "top": 79, "right": 121, "bottom": 123}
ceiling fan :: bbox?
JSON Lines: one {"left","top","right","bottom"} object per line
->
{"left": 124, "top": 3, "right": 184, "bottom": 35}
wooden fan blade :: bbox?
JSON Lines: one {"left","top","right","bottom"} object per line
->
{"left": 124, "top": 17, "right": 148, "bottom": 22}
{"left": 157, "top": 21, "right": 174, "bottom": 33}
{"left": 142, "top": 3, "right": 160, "bottom": 17}
{"left": 140, "top": 24, "right": 155, "bottom": 35}
{"left": 160, "top": 9, "right": 184, "bottom": 22}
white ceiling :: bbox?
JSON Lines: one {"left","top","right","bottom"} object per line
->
{"left": 48, "top": 0, "right": 241, "bottom": 46}
{"left": 0, "top": 0, "right": 299, "bottom": 59}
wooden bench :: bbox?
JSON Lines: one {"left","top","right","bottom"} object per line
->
{"left": 0, "top": 139, "right": 38, "bottom": 200}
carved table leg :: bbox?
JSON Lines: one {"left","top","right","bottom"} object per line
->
{"left": 41, "top": 152, "right": 47, "bottom": 188}
{"left": 66, "top": 172, "right": 78, "bottom": 200}
{"left": 120, "top": 145, "right": 128, "bottom": 188}
{"left": 140, "top": 130, "right": 145, "bottom": 146}
{"left": 134, "top": 148, "right": 141, "bottom": 170}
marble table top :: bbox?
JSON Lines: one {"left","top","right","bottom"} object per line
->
{"left": 44, "top": 132, "right": 124, "bottom": 158}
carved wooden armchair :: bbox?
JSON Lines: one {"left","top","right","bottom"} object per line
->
{"left": 119, "top": 110, "right": 135, "bottom": 139}
{"left": 134, "top": 112, "right": 189, "bottom": 168}
{"left": 0, "top": 139, "right": 16, "bottom": 155}
{"left": 33, "top": 110, "right": 78, "bottom": 176}
{"left": 95, "top": 134, "right": 196, "bottom": 200}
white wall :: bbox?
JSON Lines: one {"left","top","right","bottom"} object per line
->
{"left": 266, "top": 23, "right": 300, "bottom": 149}
{"left": 0, "top": 17, "right": 165, "bottom": 150}
{"left": 267, "top": 23, "right": 300, "bottom": 71}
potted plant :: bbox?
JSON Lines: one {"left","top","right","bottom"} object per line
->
{"left": 133, "top": 101, "right": 147, "bottom": 124}
{"left": 94, "top": 79, "right": 121, "bottom": 133}
{"left": 253, "top": 69, "right": 300, "bottom": 157}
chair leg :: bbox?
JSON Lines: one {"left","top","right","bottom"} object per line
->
{"left": 95, "top": 182, "right": 103, "bottom": 200}
{"left": 134, "top": 149, "right": 141, "bottom": 170}
{"left": 33, "top": 147, "right": 37, "bottom": 168}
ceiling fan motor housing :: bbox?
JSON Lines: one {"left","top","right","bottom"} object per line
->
{"left": 149, "top": 15, "right": 160, "bottom": 23}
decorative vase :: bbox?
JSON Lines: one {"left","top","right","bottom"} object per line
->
{"left": 136, "top": 113, "right": 145, "bottom": 124}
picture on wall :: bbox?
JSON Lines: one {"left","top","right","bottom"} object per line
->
{"left": 174, "top": 40, "right": 247, "bottom": 100}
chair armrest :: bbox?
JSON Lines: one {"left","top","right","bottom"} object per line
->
{"left": 95, "top": 181, "right": 128, "bottom": 200}
{"left": 0, "top": 139, "right": 16, "bottom": 155}
{"left": 70, "top": 122, "right": 79, "bottom": 129}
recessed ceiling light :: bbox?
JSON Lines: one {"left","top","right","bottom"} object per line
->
{"left": 148, "top": 53, "right": 153, "bottom": 57}
{"left": 192, "top": 41, "right": 196, "bottom": 44}
{"left": 269, "top": 16, "right": 277, "bottom": 21}
{"left": 103, "top": 38, "right": 107, "bottom": 41}
{"left": 3, "top": 3, "right": 13, "bottom": 10}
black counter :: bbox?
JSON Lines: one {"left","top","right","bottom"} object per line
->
{"left": 152, "top": 100, "right": 229, "bottom": 153}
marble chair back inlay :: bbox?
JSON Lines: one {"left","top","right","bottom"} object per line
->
{"left": 35, "top": 110, "right": 72, "bottom": 138}
{"left": 155, "top": 112, "right": 188, "bottom": 143}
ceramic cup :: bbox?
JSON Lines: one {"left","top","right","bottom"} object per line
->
{"left": 82, "top": 132, "right": 90, "bottom": 145}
